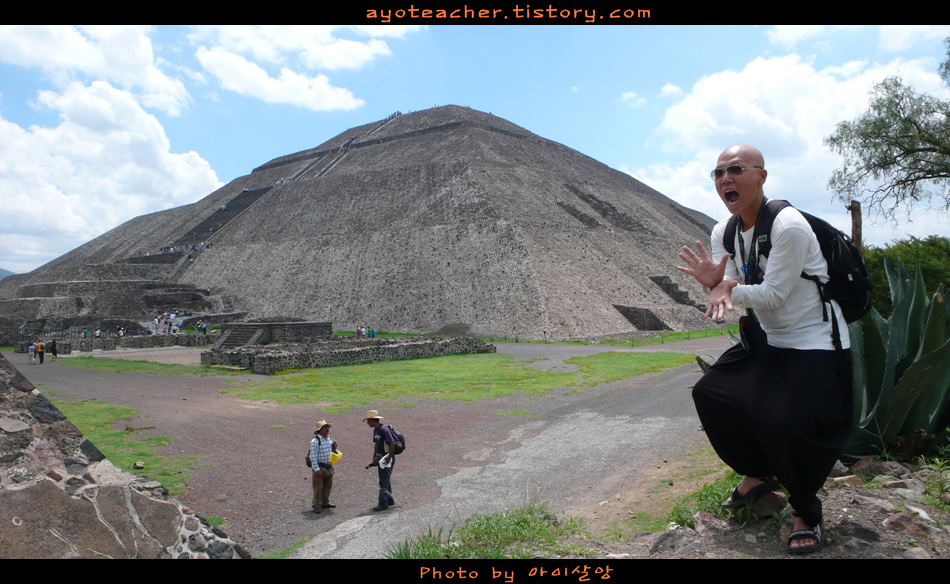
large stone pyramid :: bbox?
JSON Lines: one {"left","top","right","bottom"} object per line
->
{"left": 0, "top": 106, "right": 718, "bottom": 340}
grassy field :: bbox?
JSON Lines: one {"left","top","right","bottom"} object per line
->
{"left": 215, "top": 351, "right": 695, "bottom": 412}
{"left": 51, "top": 349, "right": 696, "bottom": 413}
{"left": 54, "top": 356, "right": 224, "bottom": 376}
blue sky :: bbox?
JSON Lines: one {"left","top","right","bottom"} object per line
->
{"left": 2, "top": 25, "right": 949, "bottom": 274}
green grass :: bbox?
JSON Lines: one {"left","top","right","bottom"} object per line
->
{"left": 666, "top": 469, "right": 742, "bottom": 529}
{"left": 47, "top": 397, "right": 209, "bottom": 497}
{"left": 497, "top": 409, "right": 536, "bottom": 417}
{"left": 385, "top": 503, "right": 590, "bottom": 559}
{"left": 620, "top": 325, "right": 740, "bottom": 347}
{"left": 53, "top": 356, "right": 230, "bottom": 377}
{"left": 264, "top": 538, "right": 312, "bottom": 559}
{"left": 565, "top": 351, "right": 695, "bottom": 384}
{"left": 475, "top": 325, "right": 738, "bottom": 346}
{"left": 220, "top": 351, "right": 695, "bottom": 412}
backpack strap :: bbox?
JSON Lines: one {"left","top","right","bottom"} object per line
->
{"left": 723, "top": 215, "right": 739, "bottom": 259}
{"left": 754, "top": 199, "right": 789, "bottom": 259}
{"left": 722, "top": 199, "right": 789, "bottom": 260}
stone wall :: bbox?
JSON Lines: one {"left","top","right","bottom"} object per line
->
{"left": 0, "top": 352, "right": 249, "bottom": 558}
{"left": 10, "top": 333, "right": 218, "bottom": 353}
{"left": 202, "top": 336, "right": 496, "bottom": 374}
{"left": 17, "top": 280, "right": 156, "bottom": 298}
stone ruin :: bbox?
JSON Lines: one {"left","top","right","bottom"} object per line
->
{"left": 7, "top": 332, "right": 219, "bottom": 356}
{"left": 201, "top": 321, "right": 496, "bottom": 374}
{"left": 0, "top": 352, "right": 250, "bottom": 559}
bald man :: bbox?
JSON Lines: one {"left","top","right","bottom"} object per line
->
{"left": 678, "top": 145, "right": 853, "bottom": 554}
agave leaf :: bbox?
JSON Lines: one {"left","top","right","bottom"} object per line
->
{"left": 869, "top": 307, "right": 890, "bottom": 357}
{"left": 845, "top": 260, "right": 950, "bottom": 459}
{"left": 844, "top": 309, "right": 898, "bottom": 457}
{"left": 850, "top": 311, "right": 886, "bottom": 421}
{"left": 917, "top": 292, "right": 947, "bottom": 360}
{"left": 903, "top": 266, "right": 928, "bottom": 356}
{"left": 903, "top": 292, "right": 950, "bottom": 436}
{"left": 848, "top": 319, "right": 867, "bottom": 422}
{"left": 885, "top": 265, "right": 917, "bottom": 361}
{"left": 898, "top": 260, "right": 912, "bottom": 289}
{"left": 884, "top": 258, "right": 903, "bottom": 310}
{"left": 895, "top": 337, "right": 950, "bottom": 438}
{"left": 695, "top": 355, "right": 712, "bottom": 374}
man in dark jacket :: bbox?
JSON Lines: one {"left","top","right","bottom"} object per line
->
{"left": 364, "top": 410, "right": 396, "bottom": 511}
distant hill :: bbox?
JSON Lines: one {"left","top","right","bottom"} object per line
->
{"left": 0, "top": 268, "right": 14, "bottom": 281}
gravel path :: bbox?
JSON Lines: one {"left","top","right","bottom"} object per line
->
{"left": 10, "top": 336, "right": 732, "bottom": 558}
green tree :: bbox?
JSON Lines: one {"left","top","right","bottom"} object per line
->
{"left": 825, "top": 38, "right": 950, "bottom": 222}
{"left": 864, "top": 235, "right": 950, "bottom": 317}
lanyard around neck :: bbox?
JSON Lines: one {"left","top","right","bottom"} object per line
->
{"left": 736, "top": 198, "right": 768, "bottom": 285}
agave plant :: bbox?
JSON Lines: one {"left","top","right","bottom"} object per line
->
{"left": 846, "top": 259, "right": 950, "bottom": 460}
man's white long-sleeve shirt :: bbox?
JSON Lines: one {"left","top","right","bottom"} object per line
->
{"left": 711, "top": 205, "right": 849, "bottom": 351}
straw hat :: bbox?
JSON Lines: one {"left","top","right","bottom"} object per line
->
{"left": 362, "top": 410, "right": 383, "bottom": 421}
{"left": 315, "top": 420, "right": 332, "bottom": 432}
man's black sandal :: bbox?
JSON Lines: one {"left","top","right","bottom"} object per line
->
{"left": 787, "top": 520, "right": 824, "bottom": 554}
{"left": 722, "top": 477, "right": 780, "bottom": 509}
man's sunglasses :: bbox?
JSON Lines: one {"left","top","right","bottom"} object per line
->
{"left": 710, "top": 165, "right": 762, "bottom": 181}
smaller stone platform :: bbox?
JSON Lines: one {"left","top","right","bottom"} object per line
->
{"left": 201, "top": 336, "right": 496, "bottom": 374}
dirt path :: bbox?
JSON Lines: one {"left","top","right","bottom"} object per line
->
{"left": 10, "top": 337, "right": 732, "bottom": 558}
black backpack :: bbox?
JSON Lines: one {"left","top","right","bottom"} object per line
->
{"left": 723, "top": 199, "right": 872, "bottom": 349}
{"left": 384, "top": 424, "right": 406, "bottom": 455}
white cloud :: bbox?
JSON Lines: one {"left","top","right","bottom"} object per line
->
{"left": 0, "top": 81, "right": 220, "bottom": 273}
{"left": 878, "top": 25, "right": 950, "bottom": 52}
{"left": 187, "top": 25, "right": 423, "bottom": 112}
{"left": 766, "top": 25, "right": 950, "bottom": 55}
{"left": 0, "top": 25, "right": 190, "bottom": 116}
{"left": 766, "top": 25, "right": 833, "bottom": 48}
{"left": 658, "top": 83, "right": 683, "bottom": 98}
{"left": 619, "top": 91, "right": 646, "bottom": 107}
{"left": 188, "top": 25, "right": 413, "bottom": 70}
{"left": 195, "top": 46, "right": 364, "bottom": 111}
{"left": 630, "top": 53, "right": 950, "bottom": 245}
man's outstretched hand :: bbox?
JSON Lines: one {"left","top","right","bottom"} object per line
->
{"left": 678, "top": 241, "right": 729, "bottom": 290}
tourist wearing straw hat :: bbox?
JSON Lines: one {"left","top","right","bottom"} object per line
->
{"left": 309, "top": 420, "right": 339, "bottom": 514}
{"left": 363, "top": 410, "right": 395, "bottom": 512}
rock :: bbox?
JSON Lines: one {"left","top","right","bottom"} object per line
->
{"left": 851, "top": 493, "right": 895, "bottom": 514}
{"left": 828, "top": 474, "right": 863, "bottom": 487}
{"left": 0, "top": 417, "right": 30, "bottom": 433}
{"left": 650, "top": 527, "right": 707, "bottom": 556}
{"left": 904, "top": 547, "right": 931, "bottom": 559}
{"left": 883, "top": 512, "right": 933, "bottom": 537}
{"left": 882, "top": 478, "right": 928, "bottom": 500}
{"left": 863, "top": 459, "right": 913, "bottom": 478}
{"left": 829, "top": 459, "right": 850, "bottom": 477}
{"left": 0, "top": 353, "right": 248, "bottom": 559}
